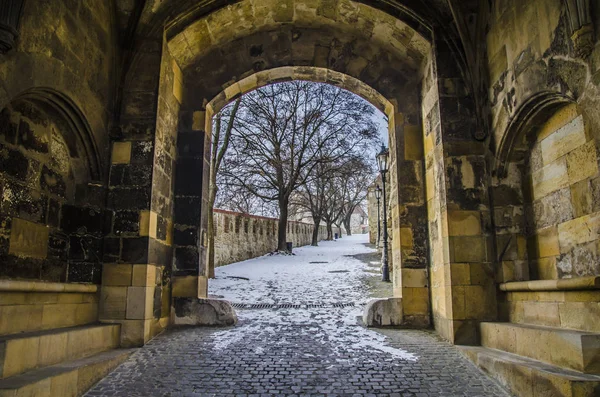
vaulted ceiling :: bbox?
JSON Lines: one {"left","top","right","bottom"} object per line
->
{"left": 114, "top": 0, "right": 481, "bottom": 56}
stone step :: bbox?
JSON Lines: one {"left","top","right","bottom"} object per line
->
{"left": 481, "top": 322, "right": 600, "bottom": 375}
{"left": 0, "top": 323, "right": 120, "bottom": 379}
{"left": 0, "top": 348, "right": 134, "bottom": 397}
{"left": 459, "top": 346, "right": 600, "bottom": 397}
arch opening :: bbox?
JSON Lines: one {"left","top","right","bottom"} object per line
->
{"left": 202, "top": 75, "right": 389, "bottom": 276}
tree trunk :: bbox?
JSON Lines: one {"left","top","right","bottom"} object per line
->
{"left": 311, "top": 217, "right": 321, "bottom": 246}
{"left": 335, "top": 223, "right": 343, "bottom": 238}
{"left": 326, "top": 222, "right": 333, "bottom": 240}
{"left": 207, "top": 205, "right": 216, "bottom": 278}
{"left": 344, "top": 217, "right": 352, "bottom": 236}
{"left": 277, "top": 199, "right": 289, "bottom": 251}
{"left": 206, "top": 179, "right": 218, "bottom": 279}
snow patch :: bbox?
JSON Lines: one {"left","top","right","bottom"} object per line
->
{"left": 209, "top": 234, "right": 418, "bottom": 363}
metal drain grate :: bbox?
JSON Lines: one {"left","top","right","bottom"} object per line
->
{"left": 230, "top": 302, "right": 355, "bottom": 310}
{"left": 331, "top": 302, "right": 355, "bottom": 308}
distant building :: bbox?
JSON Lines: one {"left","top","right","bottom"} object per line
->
{"left": 350, "top": 205, "right": 368, "bottom": 234}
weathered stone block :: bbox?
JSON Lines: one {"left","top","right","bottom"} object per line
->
{"left": 449, "top": 263, "right": 470, "bottom": 285}
{"left": 558, "top": 302, "right": 600, "bottom": 332}
{"left": 122, "top": 164, "right": 153, "bottom": 186}
{"left": 171, "top": 297, "right": 237, "bottom": 326}
{"left": 101, "top": 264, "right": 132, "bottom": 287}
{"left": 530, "top": 226, "right": 560, "bottom": 258}
{"left": 8, "top": 218, "right": 48, "bottom": 259}
{"left": 61, "top": 205, "right": 103, "bottom": 236}
{"left": 566, "top": 140, "right": 598, "bottom": 185}
{"left": 363, "top": 297, "right": 403, "bottom": 327}
{"left": 531, "top": 188, "right": 574, "bottom": 229}
{"left": 126, "top": 286, "right": 155, "bottom": 320}
{"left": 38, "top": 331, "right": 68, "bottom": 367}
{"left": 402, "top": 268, "right": 427, "bottom": 288}
{"left": 540, "top": 115, "right": 586, "bottom": 166}
{"left": 102, "top": 237, "right": 120, "bottom": 262}
{"left": 2, "top": 335, "right": 40, "bottom": 378}
{"left": 450, "top": 286, "right": 466, "bottom": 319}
{"left": 571, "top": 179, "right": 593, "bottom": 218}
{"left": 17, "top": 119, "right": 49, "bottom": 154}
{"left": 148, "top": 211, "right": 158, "bottom": 239}
{"left": 447, "top": 210, "right": 481, "bottom": 236}
{"left": 403, "top": 287, "right": 430, "bottom": 316}
{"left": 536, "top": 104, "right": 579, "bottom": 142}
{"left": 450, "top": 236, "right": 488, "bottom": 263}
{"left": 558, "top": 212, "right": 600, "bottom": 254}
{"left": 0, "top": 144, "right": 29, "bottom": 180}
{"left": 532, "top": 257, "right": 559, "bottom": 280}
{"left": 523, "top": 301, "right": 560, "bottom": 327}
{"left": 531, "top": 157, "right": 569, "bottom": 200}
{"left": 99, "top": 286, "right": 127, "bottom": 319}
{"left": 121, "top": 237, "right": 149, "bottom": 263}
{"left": 111, "top": 141, "right": 131, "bottom": 164}
{"left": 40, "top": 165, "right": 67, "bottom": 198}
{"left": 132, "top": 264, "right": 156, "bottom": 287}
{"left": 130, "top": 141, "right": 154, "bottom": 164}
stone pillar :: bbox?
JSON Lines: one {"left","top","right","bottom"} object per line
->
{"left": 387, "top": 99, "right": 431, "bottom": 327}
{"left": 423, "top": 39, "right": 497, "bottom": 345}
{"left": 100, "top": 39, "right": 180, "bottom": 347}
{"left": 171, "top": 105, "right": 210, "bottom": 300}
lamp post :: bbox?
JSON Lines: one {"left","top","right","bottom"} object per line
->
{"left": 377, "top": 146, "right": 390, "bottom": 282}
{"left": 375, "top": 185, "right": 382, "bottom": 249}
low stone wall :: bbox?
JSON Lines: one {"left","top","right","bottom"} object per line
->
{"left": 213, "top": 209, "right": 328, "bottom": 268}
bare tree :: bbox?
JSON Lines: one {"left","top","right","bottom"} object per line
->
{"left": 220, "top": 81, "right": 378, "bottom": 251}
{"left": 207, "top": 98, "right": 241, "bottom": 278}
{"left": 339, "top": 158, "right": 375, "bottom": 236}
{"left": 291, "top": 160, "right": 332, "bottom": 246}
{"left": 215, "top": 181, "right": 279, "bottom": 217}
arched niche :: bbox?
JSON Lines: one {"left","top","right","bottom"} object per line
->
{"left": 0, "top": 88, "right": 104, "bottom": 283}
{"left": 492, "top": 92, "right": 600, "bottom": 283}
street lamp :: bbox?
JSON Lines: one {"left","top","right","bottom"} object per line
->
{"left": 377, "top": 146, "right": 390, "bottom": 282}
{"left": 375, "top": 185, "right": 382, "bottom": 249}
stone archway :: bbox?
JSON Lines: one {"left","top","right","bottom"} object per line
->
{"left": 165, "top": 0, "right": 433, "bottom": 331}
{"left": 104, "top": 0, "right": 496, "bottom": 346}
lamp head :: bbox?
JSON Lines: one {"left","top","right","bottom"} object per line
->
{"left": 377, "top": 145, "right": 389, "bottom": 173}
{"left": 375, "top": 185, "right": 382, "bottom": 200}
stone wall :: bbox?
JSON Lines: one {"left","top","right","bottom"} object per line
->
{"left": 526, "top": 105, "right": 599, "bottom": 279}
{"left": 213, "top": 209, "right": 328, "bottom": 268}
{"left": 0, "top": 0, "right": 115, "bottom": 284}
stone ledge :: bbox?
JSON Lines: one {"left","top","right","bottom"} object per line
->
{"left": 500, "top": 276, "right": 600, "bottom": 292}
{"left": 362, "top": 298, "right": 403, "bottom": 327}
{"left": 0, "top": 279, "right": 98, "bottom": 293}
{"left": 171, "top": 298, "right": 237, "bottom": 326}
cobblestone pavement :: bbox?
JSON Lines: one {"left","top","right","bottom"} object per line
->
{"left": 87, "top": 236, "right": 510, "bottom": 397}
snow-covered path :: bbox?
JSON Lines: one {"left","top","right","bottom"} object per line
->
{"left": 211, "top": 233, "right": 380, "bottom": 305}
{"left": 209, "top": 234, "right": 416, "bottom": 361}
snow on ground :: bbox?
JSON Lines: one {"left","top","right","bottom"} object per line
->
{"left": 209, "top": 234, "right": 417, "bottom": 363}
